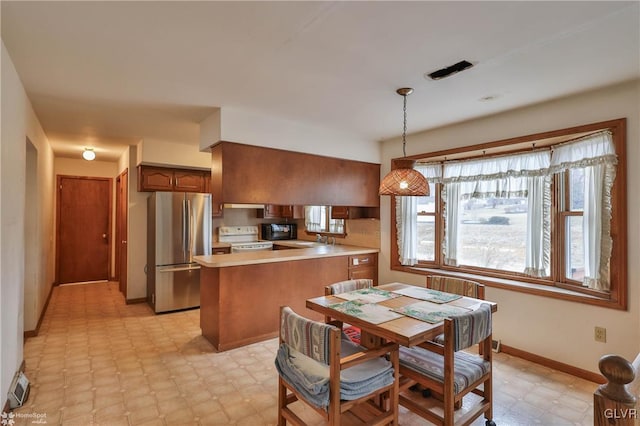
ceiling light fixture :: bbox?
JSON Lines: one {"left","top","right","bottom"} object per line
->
{"left": 379, "top": 88, "right": 429, "bottom": 196}
{"left": 82, "top": 147, "right": 96, "bottom": 161}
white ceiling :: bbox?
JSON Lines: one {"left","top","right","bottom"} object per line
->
{"left": 2, "top": 1, "right": 639, "bottom": 162}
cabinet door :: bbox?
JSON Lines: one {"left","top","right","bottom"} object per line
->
{"left": 280, "top": 205, "right": 293, "bottom": 218}
{"left": 174, "top": 171, "right": 205, "bottom": 192}
{"left": 260, "top": 204, "right": 283, "bottom": 219}
{"left": 348, "top": 253, "right": 378, "bottom": 285}
{"left": 331, "top": 206, "right": 350, "bottom": 219}
{"left": 348, "top": 266, "right": 377, "bottom": 283}
{"left": 138, "top": 166, "right": 173, "bottom": 191}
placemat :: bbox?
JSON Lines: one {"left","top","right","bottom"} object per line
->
{"left": 392, "top": 286, "right": 463, "bottom": 303}
{"left": 335, "top": 287, "right": 401, "bottom": 304}
{"left": 329, "top": 300, "right": 404, "bottom": 324}
{"left": 393, "top": 300, "right": 468, "bottom": 323}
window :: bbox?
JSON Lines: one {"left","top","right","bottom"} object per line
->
{"left": 304, "top": 206, "right": 345, "bottom": 235}
{"left": 391, "top": 118, "right": 627, "bottom": 309}
{"left": 560, "top": 168, "right": 585, "bottom": 282}
{"left": 416, "top": 183, "right": 437, "bottom": 262}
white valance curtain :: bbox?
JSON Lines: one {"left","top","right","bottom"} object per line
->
{"left": 442, "top": 151, "right": 551, "bottom": 274}
{"left": 550, "top": 131, "right": 616, "bottom": 291}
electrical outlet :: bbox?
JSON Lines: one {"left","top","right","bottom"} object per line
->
{"left": 594, "top": 326, "right": 607, "bottom": 343}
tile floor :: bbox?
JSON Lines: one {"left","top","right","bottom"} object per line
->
{"left": 12, "top": 281, "right": 598, "bottom": 425}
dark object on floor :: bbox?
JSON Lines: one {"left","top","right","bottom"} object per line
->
{"left": 343, "top": 325, "right": 361, "bottom": 345}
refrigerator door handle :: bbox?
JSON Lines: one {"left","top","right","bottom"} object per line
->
{"left": 182, "top": 199, "right": 188, "bottom": 255}
{"left": 186, "top": 199, "right": 192, "bottom": 257}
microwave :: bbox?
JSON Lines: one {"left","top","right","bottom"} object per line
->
{"left": 261, "top": 223, "right": 297, "bottom": 241}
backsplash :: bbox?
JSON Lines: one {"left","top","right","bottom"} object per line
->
{"left": 212, "top": 207, "right": 380, "bottom": 249}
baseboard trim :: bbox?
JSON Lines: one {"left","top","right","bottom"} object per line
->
{"left": 2, "top": 360, "right": 26, "bottom": 413}
{"left": 500, "top": 343, "right": 606, "bottom": 384}
{"left": 125, "top": 297, "right": 147, "bottom": 305}
{"left": 24, "top": 282, "right": 55, "bottom": 339}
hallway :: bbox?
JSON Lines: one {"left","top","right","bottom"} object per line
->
{"left": 14, "top": 282, "right": 597, "bottom": 425}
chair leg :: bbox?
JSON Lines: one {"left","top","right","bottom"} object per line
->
{"left": 277, "top": 377, "right": 287, "bottom": 426}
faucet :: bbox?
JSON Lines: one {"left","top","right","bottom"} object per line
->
{"left": 316, "top": 234, "right": 331, "bottom": 244}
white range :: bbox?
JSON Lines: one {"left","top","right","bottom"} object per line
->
{"left": 218, "top": 226, "right": 273, "bottom": 253}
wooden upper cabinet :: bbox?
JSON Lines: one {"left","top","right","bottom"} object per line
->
{"left": 258, "top": 204, "right": 305, "bottom": 219}
{"left": 138, "top": 166, "right": 174, "bottom": 191}
{"left": 258, "top": 204, "right": 283, "bottom": 219}
{"left": 331, "top": 206, "right": 380, "bottom": 219}
{"left": 138, "top": 165, "right": 210, "bottom": 193}
{"left": 174, "top": 170, "right": 204, "bottom": 192}
{"left": 280, "top": 205, "right": 293, "bottom": 218}
{"left": 210, "top": 142, "right": 380, "bottom": 207}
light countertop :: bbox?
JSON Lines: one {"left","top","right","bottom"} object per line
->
{"left": 195, "top": 241, "right": 378, "bottom": 268}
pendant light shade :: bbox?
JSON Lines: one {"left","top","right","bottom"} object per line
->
{"left": 379, "top": 88, "right": 429, "bottom": 196}
{"left": 379, "top": 159, "right": 429, "bottom": 196}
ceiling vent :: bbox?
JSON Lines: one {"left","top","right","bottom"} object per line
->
{"left": 426, "top": 60, "right": 474, "bottom": 80}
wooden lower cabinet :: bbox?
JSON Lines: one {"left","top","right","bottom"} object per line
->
{"left": 200, "top": 256, "right": 349, "bottom": 351}
{"left": 348, "top": 253, "right": 378, "bottom": 285}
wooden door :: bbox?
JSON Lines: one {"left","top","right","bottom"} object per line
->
{"left": 115, "top": 170, "right": 128, "bottom": 295}
{"left": 56, "top": 176, "right": 112, "bottom": 284}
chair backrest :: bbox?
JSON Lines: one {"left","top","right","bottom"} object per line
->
{"left": 280, "top": 306, "right": 338, "bottom": 365}
{"left": 426, "top": 275, "right": 485, "bottom": 299}
{"left": 446, "top": 303, "right": 492, "bottom": 352}
{"left": 325, "top": 278, "right": 373, "bottom": 296}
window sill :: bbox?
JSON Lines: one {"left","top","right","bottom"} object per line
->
{"left": 392, "top": 265, "right": 625, "bottom": 310}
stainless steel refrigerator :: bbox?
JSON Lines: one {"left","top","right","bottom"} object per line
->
{"left": 147, "top": 192, "right": 211, "bottom": 313}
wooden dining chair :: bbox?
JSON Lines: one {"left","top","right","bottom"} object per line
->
{"left": 426, "top": 275, "right": 485, "bottom": 299}
{"left": 397, "top": 303, "right": 495, "bottom": 426}
{"left": 426, "top": 275, "right": 485, "bottom": 347}
{"left": 324, "top": 279, "right": 374, "bottom": 327}
{"left": 275, "top": 306, "right": 399, "bottom": 426}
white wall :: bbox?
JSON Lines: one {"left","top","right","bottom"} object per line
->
{"left": 138, "top": 138, "right": 211, "bottom": 170}
{"left": 199, "top": 107, "right": 381, "bottom": 164}
{"left": 124, "top": 145, "right": 149, "bottom": 301}
{"left": 1, "top": 42, "right": 55, "bottom": 398}
{"left": 379, "top": 79, "right": 640, "bottom": 373}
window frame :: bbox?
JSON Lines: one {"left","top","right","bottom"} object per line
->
{"left": 389, "top": 118, "right": 627, "bottom": 310}
{"left": 303, "top": 206, "right": 347, "bottom": 237}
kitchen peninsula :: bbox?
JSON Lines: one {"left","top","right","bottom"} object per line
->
{"left": 193, "top": 242, "right": 378, "bottom": 351}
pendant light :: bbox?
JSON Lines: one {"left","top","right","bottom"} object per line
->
{"left": 379, "top": 88, "right": 429, "bottom": 196}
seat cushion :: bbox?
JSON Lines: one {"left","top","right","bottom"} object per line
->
{"left": 432, "top": 332, "right": 445, "bottom": 345}
{"left": 399, "top": 345, "right": 490, "bottom": 394}
{"left": 275, "top": 335, "right": 394, "bottom": 408}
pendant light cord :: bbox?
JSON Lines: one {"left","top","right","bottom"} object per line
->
{"left": 402, "top": 93, "right": 407, "bottom": 157}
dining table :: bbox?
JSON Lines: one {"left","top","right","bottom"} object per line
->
{"left": 306, "top": 281, "right": 498, "bottom": 348}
